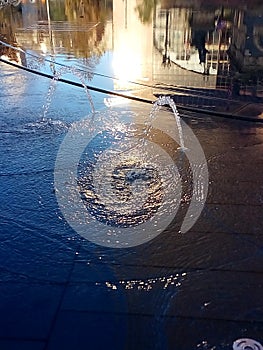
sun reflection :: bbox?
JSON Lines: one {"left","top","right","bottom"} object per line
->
{"left": 104, "top": 273, "right": 186, "bottom": 291}
{"left": 112, "top": 49, "right": 142, "bottom": 89}
{"left": 40, "top": 42, "right": 47, "bottom": 54}
{"left": 104, "top": 97, "right": 130, "bottom": 107}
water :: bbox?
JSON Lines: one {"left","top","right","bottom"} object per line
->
{"left": 1, "top": 54, "right": 263, "bottom": 349}
{"left": 150, "top": 95, "right": 186, "bottom": 150}
{"left": 53, "top": 87, "right": 187, "bottom": 248}
{"left": 1, "top": 0, "right": 263, "bottom": 106}
{"left": 48, "top": 70, "right": 209, "bottom": 249}
{"left": 42, "top": 66, "right": 95, "bottom": 120}
{"left": 1, "top": 1, "right": 263, "bottom": 349}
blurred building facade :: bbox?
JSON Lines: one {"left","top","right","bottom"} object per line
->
{"left": 228, "top": 10, "right": 263, "bottom": 71}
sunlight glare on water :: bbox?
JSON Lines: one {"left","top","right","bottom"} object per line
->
{"left": 2, "top": 1, "right": 263, "bottom": 348}
{"left": 54, "top": 103, "right": 186, "bottom": 247}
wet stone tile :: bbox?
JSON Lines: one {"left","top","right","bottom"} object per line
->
{"left": 47, "top": 310, "right": 263, "bottom": 350}
{"left": 130, "top": 229, "right": 263, "bottom": 272}
{"left": 0, "top": 218, "right": 75, "bottom": 283}
{"left": 69, "top": 260, "right": 118, "bottom": 283}
{"left": 207, "top": 179, "right": 263, "bottom": 206}
{"left": 192, "top": 203, "right": 263, "bottom": 235}
{"left": 127, "top": 315, "right": 263, "bottom": 350}
{"left": 61, "top": 272, "right": 187, "bottom": 317}
{"left": 73, "top": 226, "right": 263, "bottom": 274}
{"left": 0, "top": 340, "right": 45, "bottom": 350}
{"left": 62, "top": 268, "right": 263, "bottom": 322}
{"left": 61, "top": 283, "right": 129, "bottom": 314}
{"left": 69, "top": 261, "right": 178, "bottom": 283}
{"left": 47, "top": 310, "right": 127, "bottom": 350}
{"left": 165, "top": 316, "right": 263, "bottom": 350}
{"left": 167, "top": 270, "right": 263, "bottom": 322}
{"left": 0, "top": 282, "right": 64, "bottom": 339}
{"left": 208, "top": 163, "right": 263, "bottom": 184}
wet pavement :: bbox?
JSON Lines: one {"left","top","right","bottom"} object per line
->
{"left": 1, "top": 1, "right": 263, "bottom": 349}
{"left": 1, "top": 56, "right": 263, "bottom": 350}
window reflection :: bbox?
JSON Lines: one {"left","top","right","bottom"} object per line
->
{"left": 1, "top": 0, "right": 263, "bottom": 98}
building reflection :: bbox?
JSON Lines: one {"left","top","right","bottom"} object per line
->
{"left": 229, "top": 8, "right": 263, "bottom": 71}
{"left": 153, "top": 1, "right": 263, "bottom": 95}
{"left": 111, "top": 1, "right": 241, "bottom": 94}
{"left": 153, "top": 4, "right": 231, "bottom": 88}
{"left": 1, "top": 0, "right": 263, "bottom": 97}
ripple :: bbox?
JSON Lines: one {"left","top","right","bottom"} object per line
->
{"left": 20, "top": 118, "right": 70, "bottom": 134}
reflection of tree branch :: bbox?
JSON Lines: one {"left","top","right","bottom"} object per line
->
{"left": 65, "top": 0, "right": 106, "bottom": 22}
{"left": 135, "top": 0, "right": 158, "bottom": 24}
{"left": 0, "top": 0, "right": 109, "bottom": 77}
{"left": 59, "top": 0, "right": 110, "bottom": 64}
{"left": 0, "top": 6, "right": 22, "bottom": 63}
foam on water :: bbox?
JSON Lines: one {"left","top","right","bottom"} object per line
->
{"left": 49, "top": 67, "right": 209, "bottom": 247}
{"left": 23, "top": 118, "right": 70, "bottom": 133}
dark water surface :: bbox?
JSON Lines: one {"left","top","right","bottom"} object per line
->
{"left": 1, "top": 1, "right": 263, "bottom": 350}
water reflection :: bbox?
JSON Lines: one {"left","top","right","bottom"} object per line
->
{"left": 1, "top": 0, "right": 263, "bottom": 99}
{"left": 0, "top": 0, "right": 110, "bottom": 59}
{"left": 104, "top": 273, "right": 186, "bottom": 291}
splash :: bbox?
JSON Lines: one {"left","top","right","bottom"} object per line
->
{"left": 53, "top": 69, "right": 209, "bottom": 247}
{"left": 42, "top": 66, "right": 95, "bottom": 121}
{"left": 150, "top": 95, "right": 186, "bottom": 150}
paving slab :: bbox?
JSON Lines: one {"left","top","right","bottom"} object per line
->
{"left": 1, "top": 61, "right": 263, "bottom": 350}
{"left": 0, "top": 340, "right": 45, "bottom": 350}
{"left": 0, "top": 282, "right": 64, "bottom": 339}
